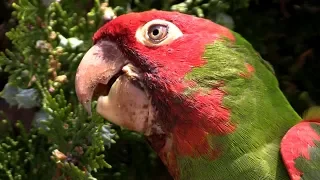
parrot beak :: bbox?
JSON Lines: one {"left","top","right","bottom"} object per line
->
{"left": 75, "top": 40, "right": 154, "bottom": 134}
{"left": 75, "top": 40, "right": 127, "bottom": 115}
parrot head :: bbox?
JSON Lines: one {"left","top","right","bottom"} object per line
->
{"left": 75, "top": 10, "right": 234, "bottom": 137}
{"left": 75, "top": 10, "right": 300, "bottom": 179}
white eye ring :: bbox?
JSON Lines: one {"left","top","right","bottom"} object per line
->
{"left": 135, "top": 19, "right": 183, "bottom": 47}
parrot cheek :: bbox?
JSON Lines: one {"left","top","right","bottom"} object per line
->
{"left": 96, "top": 74, "right": 154, "bottom": 134}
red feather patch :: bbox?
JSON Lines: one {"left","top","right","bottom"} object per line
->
{"left": 157, "top": 87, "right": 235, "bottom": 178}
{"left": 173, "top": 88, "right": 234, "bottom": 156}
{"left": 239, "top": 63, "right": 255, "bottom": 78}
{"left": 281, "top": 120, "right": 320, "bottom": 180}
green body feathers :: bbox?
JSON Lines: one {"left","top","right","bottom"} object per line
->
{"left": 178, "top": 33, "right": 301, "bottom": 180}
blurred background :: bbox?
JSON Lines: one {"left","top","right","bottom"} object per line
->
{"left": 0, "top": 0, "right": 319, "bottom": 179}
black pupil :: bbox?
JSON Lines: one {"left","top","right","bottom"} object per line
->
{"left": 152, "top": 28, "right": 160, "bottom": 36}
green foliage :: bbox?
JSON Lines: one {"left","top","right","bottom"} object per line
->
{"left": 0, "top": 0, "right": 319, "bottom": 179}
{"left": 0, "top": 121, "right": 54, "bottom": 180}
{"left": 0, "top": 0, "right": 119, "bottom": 179}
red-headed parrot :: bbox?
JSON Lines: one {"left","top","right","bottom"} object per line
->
{"left": 75, "top": 10, "right": 320, "bottom": 180}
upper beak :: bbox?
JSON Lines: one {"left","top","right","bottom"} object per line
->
{"left": 75, "top": 40, "right": 127, "bottom": 115}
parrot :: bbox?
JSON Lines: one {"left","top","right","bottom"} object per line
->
{"left": 74, "top": 10, "right": 320, "bottom": 180}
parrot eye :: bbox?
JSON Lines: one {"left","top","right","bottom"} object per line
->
{"left": 136, "top": 19, "right": 183, "bottom": 47}
{"left": 147, "top": 24, "right": 168, "bottom": 42}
